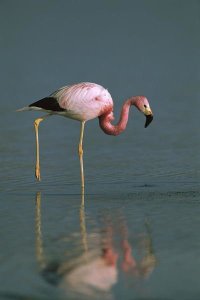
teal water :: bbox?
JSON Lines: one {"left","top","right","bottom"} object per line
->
{"left": 0, "top": 103, "right": 200, "bottom": 299}
{"left": 0, "top": 191, "right": 200, "bottom": 300}
{"left": 0, "top": 0, "right": 200, "bottom": 299}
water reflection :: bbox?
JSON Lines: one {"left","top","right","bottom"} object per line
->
{"left": 35, "top": 192, "right": 46, "bottom": 269}
{"left": 35, "top": 192, "right": 157, "bottom": 299}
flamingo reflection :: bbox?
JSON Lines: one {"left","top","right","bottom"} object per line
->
{"left": 35, "top": 193, "right": 157, "bottom": 298}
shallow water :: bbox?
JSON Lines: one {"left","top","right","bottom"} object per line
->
{"left": 1, "top": 113, "right": 200, "bottom": 300}
{"left": 1, "top": 1, "right": 200, "bottom": 299}
{"left": 1, "top": 191, "right": 200, "bottom": 300}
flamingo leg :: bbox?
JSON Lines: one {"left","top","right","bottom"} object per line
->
{"left": 78, "top": 121, "right": 85, "bottom": 193}
{"left": 34, "top": 114, "right": 51, "bottom": 181}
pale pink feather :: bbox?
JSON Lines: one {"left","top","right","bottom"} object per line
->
{"left": 51, "top": 82, "right": 113, "bottom": 121}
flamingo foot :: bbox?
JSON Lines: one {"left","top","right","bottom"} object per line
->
{"left": 35, "top": 165, "right": 41, "bottom": 181}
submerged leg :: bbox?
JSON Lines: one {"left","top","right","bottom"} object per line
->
{"left": 78, "top": 121, "right": 85, "bottom": 193}
{"left": 34, "top": 114, "right": 51, "bottom": 181}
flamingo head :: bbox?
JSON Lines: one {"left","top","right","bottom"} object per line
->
{"left": 133, "top": 96, "right": 153, "bottom": 128}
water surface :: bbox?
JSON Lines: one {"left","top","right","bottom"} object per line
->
{"left": 0, "top": 1, "right": 200, "bottom": 299}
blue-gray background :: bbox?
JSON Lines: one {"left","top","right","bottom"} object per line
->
{"left": 0, "top": 1, "right": 200, "bottom": 299}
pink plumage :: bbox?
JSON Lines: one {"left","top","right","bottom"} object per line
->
{"left": 25, "top": 82, "right": 153, "bottom": 133}
{"left": 51, "top": 82, "right": 113, "bottom": 121}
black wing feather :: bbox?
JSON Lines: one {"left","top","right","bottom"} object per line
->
{"left": 29, "top": 97, "right": 65, "bottom": 112}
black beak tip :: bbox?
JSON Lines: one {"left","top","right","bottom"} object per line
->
{"left": 145, "top": 114, "right": 153, "bottom": 128}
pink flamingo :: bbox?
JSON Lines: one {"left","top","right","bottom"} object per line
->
{"left": 18, "top": 82, "right": 153, "bottom": 191}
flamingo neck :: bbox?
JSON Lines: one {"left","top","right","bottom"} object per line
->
{"left": 99, "top": 97, "right": 137, "bottom": 136}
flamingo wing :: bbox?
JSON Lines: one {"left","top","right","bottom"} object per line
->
{"left": 53, "top": 82, "right": 113, "bottom": 121}
{"left": 29, "top": 97, "right": 65, "bottom": 112}
{"left": 28, "top": 82, "right": 113, "bottom": 121}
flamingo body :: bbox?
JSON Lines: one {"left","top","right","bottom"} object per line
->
{"left": 29, "top": 82, "right": 113, "bottom": 122}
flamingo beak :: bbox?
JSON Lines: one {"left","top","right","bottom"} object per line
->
{"left": 144, "top": 108, "right": 153, "bottom": 128}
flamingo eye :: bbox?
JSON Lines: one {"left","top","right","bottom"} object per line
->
{"left": 144, "top": 104, "right": 147, "bottom": 108}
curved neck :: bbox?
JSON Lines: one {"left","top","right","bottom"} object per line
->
{"left": 99, "top": 97, "right": 137, "bottom": 136}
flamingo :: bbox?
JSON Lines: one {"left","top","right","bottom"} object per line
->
{"left": 17, "top": 82, "right": 153, "bottom": 192}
